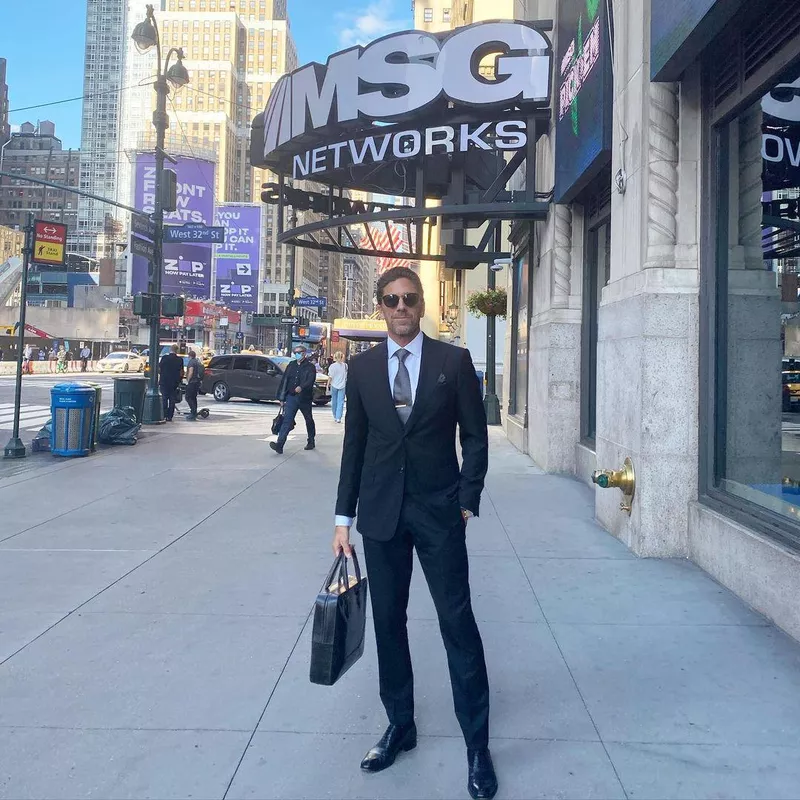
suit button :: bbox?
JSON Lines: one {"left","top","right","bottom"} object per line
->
{"left": 399, "top": 466, "right": 405, "bottom": 473}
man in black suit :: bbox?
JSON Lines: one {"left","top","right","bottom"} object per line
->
{"left": 333, "top": 267, "right": 495, "bottom": 799}
{"left": 159, "top": 345, "right": 184, "bottom": 422}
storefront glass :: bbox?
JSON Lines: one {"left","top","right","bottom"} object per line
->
{"left": 509, "top": 249, "right": 530, "bottom": 418}
{"left": 713, "top": 67, "right": 800, "bottom": 531}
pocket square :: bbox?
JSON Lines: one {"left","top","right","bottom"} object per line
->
{"left": 437, "top": 373, "right": 447, "bottom": 385}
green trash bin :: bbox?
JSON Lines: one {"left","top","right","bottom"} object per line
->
{"left": 85, "top": 383, "right": 102, "bottom": 450}
{"left": 113, "top": 376, "right": 148, "bottom": 423}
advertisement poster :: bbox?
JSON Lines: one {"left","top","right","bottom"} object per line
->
{"left": 131, "top": 153, "right": 216, "bottom": 299}
{"left": 213, "top": 204, "right": 263, "bottom": 312}
{"left": 553, "top": 0, "right": 613, "bottom": 203}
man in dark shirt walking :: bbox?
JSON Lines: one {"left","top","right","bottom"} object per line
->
{"left": 159, "top": 345, "right": 184, "bottom": 422}
{"left": 184, "top": 350, "right": 203, "bottom": 421}
{"left": 271, "top": 344, "right": 316, "bottom": 454}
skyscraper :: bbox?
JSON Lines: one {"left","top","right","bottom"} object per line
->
{"left": 0, "top": 58, "right": 10, "bottom": 146}
{"left": 76, "top": 0, "right": 129, "bottom": 259}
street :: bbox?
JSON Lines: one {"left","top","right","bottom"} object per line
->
{"left": 1, "top": 415, "right": 800, "bottom": 799}
{"left": 0, "top": 373, "right": 282, "bottom": 447}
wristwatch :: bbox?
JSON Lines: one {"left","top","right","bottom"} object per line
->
{"left": 461, "top": 508, "right": 473, "bottom": 521}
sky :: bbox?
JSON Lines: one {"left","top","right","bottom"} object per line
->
{"left": 2, "top": 0, "right": 412, "bottom": 151}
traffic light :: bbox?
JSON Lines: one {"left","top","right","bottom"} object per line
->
{"left": 133, "top": 293, "right": 159, "bottom": 317}
{"left": 161, "top": 295, "right": 185, "bottom": 318}
{"left": 161, "top": 169, "right": 178, "bottom": 212}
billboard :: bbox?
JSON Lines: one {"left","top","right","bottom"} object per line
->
{"left": 554, "top": 0, "right": 613, "bottom": 203}
{"left": 213, "top": 204, "right": 263, "bottom": 312}
{"left": 131, "top": 153, "right": 216, "bottom": 299}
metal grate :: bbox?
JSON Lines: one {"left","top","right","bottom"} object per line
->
{"left": 709, "top": 0, "right": 800, "bottom": 112}
{"left": 54, "top": 407, "right": 91, "bottom": 453}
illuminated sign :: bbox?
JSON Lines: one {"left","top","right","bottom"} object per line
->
{"left": 554, "top": 0, "right": 612, "bottom": 203}
{"left": 260, "top": 22, "right": 551, "bottom": 164}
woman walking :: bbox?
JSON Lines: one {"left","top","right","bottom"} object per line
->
{"left": 328, "top": 351, "right": 348, "bottom": 424}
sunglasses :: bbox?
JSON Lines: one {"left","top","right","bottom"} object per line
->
{"left": 379, "top": 292, "right": 420, "bottom": 309}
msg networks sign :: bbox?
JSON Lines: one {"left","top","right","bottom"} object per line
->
{"left": 252, "top": 21, "right": 552, "bottom": 179}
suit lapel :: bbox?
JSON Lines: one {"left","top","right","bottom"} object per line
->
{"left": 405, "top": 335, "right": 443, "bottom": 435}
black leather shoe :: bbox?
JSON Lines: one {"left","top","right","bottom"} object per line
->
{"left": 269, "top": 442, "right": 283, "bottom": 454}
{"left": 360, "top": 723, "right": 417, "bottom": 773}
{"left": 304, "top": 438, "right": 315, "bottom": 450}
{"left": 467, "top": 748, "right": 498, "bottom": 800}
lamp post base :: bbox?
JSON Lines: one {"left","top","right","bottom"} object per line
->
{"left": 3, "top": 436, "right": 26, "bottom": 459}
{"left": 142, "top": 387, "right": 166, "bottom": 425}
{"left": 484, "top": 392, "right": 501, "bottom": 426}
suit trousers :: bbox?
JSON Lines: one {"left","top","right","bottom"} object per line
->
{"left": 362, "top": 496, "right": 490, "bottom": 750}
{"left": 160, "top": 383, "right": 177, "bottom": 421}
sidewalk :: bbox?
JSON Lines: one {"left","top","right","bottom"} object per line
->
{"left": 1, "top": 414, "right": 800, "bottom": 799}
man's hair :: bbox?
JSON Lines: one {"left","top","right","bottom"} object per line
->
{"left": 171, "top": 344, "right": 179, "bottom": 353}
{"left": 376, "top": 267, "right": 424, "bottom": 302}
{"left": 188, "top": 349, "right": 196, "bottom": 358}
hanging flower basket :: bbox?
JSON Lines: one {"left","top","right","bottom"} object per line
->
{"left": 466, "top": 288, "right": 507, "bottom": 319}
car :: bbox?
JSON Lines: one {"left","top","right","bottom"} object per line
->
{"left": 783, "top": 371, "right": 800, "bottom": 412}
{"left": 96, "top": 351, "right": 146, "bottom": 373}
{"left": 202, "top": 353, "right": 331, "bottom": 405}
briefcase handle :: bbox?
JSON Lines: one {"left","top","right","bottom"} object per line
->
{"left": 322, "top": 548, "right": 362, "bottom": 593}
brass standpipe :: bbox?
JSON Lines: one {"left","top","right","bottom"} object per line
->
{"left": 591, "top": 457, "right": 635, "bottom": 514}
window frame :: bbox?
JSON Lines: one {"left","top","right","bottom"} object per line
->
{"left": 700, "top": 48, "right": 800, "bottom": 552}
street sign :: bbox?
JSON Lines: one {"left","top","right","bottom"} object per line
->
{"left": 236, "top": 331, "right": 244, "bottom": 340}
{"left": 131, "top": 212, "right": 156, "bottom": 240}
{"left": 295, "top": 296, "right": 327, "bottom": 308}
{"left": 163, "top": 222, "right": 225, "bottom": 244}
{"left": 220, "top": 317, "right": 229, "bottom": 327}
{"left": 130, "top": 235, "right": 155, "bottom": 262}
{"left": 32, "top": 220, "right": 67, "bottom": 266}
{"left": 281, "top": 316, "right": 298, "bottom": 324}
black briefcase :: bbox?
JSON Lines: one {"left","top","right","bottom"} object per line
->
{"left": 270, "top": 411, "right": 295, "bottom": 436}
{"left": 309, "top": 550, "right": 369, "bottom": 686}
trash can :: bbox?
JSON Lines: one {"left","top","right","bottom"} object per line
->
{"left": 113, "top": 376, "right": 148, "bottom": 423}
{"left": 85, "top": 383, "right": 103, "bottom": 451}
{"left": 50, "top": 383, "right": 96, "bottom": 458}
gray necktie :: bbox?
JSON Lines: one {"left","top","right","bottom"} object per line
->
{"left": 393, "top": 348, "right": 413, "bottom": 425}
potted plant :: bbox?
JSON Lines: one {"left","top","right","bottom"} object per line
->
{"left": 466, "top": 288, "right": 507, "bottom": 319}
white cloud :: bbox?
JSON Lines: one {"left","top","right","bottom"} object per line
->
{"left": 337, "top": 0, "right": 408, "bottom": 48}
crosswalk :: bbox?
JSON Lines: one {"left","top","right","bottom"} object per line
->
{"left": 0, "top": 403, "right": 53, "bottom": 432}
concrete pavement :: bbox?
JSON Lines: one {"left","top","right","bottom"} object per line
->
{"left": 1, "top": 409, "right": 800, "bottom": 799}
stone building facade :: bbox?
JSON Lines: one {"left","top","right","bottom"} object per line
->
{"left": 500, "top": 0, "right": 800, "bottom": 641}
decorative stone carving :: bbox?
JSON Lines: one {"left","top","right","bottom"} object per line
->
{"left": 553, "top": 204, "right": 572, "bottom": 307}
{"left": 645, "top": 81, "right": 679, "bottom": 269}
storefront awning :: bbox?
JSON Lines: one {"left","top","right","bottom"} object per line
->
{"left": 333, "top": 318, "right": 388, "bottom": 342}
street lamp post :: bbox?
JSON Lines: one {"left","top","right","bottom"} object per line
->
{"left": 131, "top": 4, "right": 190, "bottom": 424}
{"left": 484, "top": 226, "right": 505, "bottom": 425}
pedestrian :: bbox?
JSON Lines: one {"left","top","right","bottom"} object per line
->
{"left": 332, "top": 266, "right": 494, "bottom": 800}
{"left": 159, "top": 344, "right": 184, "bottom": 422}
{"left": 56, "top": 345, "right": 67, "bottom": 374}
{"left": 0, "top": 346, "right": 4, "bottom": 362}
{"left": 270, "top": 344, "right": 316, "bottom": 454}
{"left": 80, "top": 345, "right": 91, "bottom": 372}
{"left": 38, "top": 348, "right": 45, "bottom": 364}
{"left": 49, "top": 346, "right": 57, "bottom": 373}
{"left": 23, "top": 344, "right": 32, "bottom": 375}
{"left": 183, "top": 349, "right": 203, "bottom": 421}
{"left": 328, "top": 351, "right": 347, "bottom": 424}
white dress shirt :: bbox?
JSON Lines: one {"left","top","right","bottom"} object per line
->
{"left": 334, "top": 332, "right": 425, "bottom": 529}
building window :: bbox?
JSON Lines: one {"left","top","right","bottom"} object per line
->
{"left": 424, "top": 7, "right": 433, "bottom": 22}
{"left": 706, "top": 64, "right": 800, "bottom": 543}
{"left": 581, "top": 219, "right": 610, "bottom": 443}
{"left": 509, "top": 233, "right": 530, "bottom": 418}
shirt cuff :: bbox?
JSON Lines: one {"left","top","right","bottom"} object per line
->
{"left": 335, "top": 515, "right": 355, "bottom": 527}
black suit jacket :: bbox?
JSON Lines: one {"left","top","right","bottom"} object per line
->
{"left": 335, "top": 335, "right": 489, "bottom": 541}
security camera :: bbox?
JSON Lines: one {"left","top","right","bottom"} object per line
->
{"left": 490, "top": 258, "right": 512, "bottom": 272}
